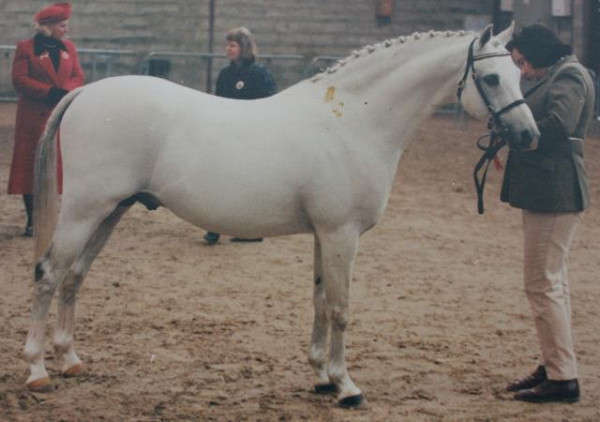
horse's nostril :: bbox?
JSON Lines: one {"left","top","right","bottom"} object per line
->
{"left": 519, "top": 130, "right": 538, "bottom": 151}
{"left": 520, "top": 130, "right": 532, "bottom": 149}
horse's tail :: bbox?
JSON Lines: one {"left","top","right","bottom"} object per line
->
{"left": 33, "top": 87, "right": 84, "bottom": 261}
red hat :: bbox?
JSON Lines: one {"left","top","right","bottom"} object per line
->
{"left": 35, "top": 2, "right": 71, "bottom": 24}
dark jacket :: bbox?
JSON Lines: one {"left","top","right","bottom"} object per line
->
{"left": 500, "top": 56, "right": 595, "bottom": 212}
{"left": 215, "top": 59, "right": 277, "bottom": 100}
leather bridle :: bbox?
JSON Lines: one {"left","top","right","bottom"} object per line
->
{"left": 457, "top": 38, "right": 527, "bottom": 215}
{"left": 456, "top": 38, "right": 526, "bottom": 133}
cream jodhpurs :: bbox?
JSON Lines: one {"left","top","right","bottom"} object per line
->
{"left": 522, "top": 210, "right": 582, "bottom": 381}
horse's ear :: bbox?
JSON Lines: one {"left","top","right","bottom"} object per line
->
{"left": 478, "top": 24, "right": 494, "bottom": 48}
{"left": 496, "top": 21, "right": 515, "bottom": 46}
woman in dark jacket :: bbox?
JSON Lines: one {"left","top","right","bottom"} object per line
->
{"left": 204, "top": 27, "right": 277, "bottom": 245}
{"left": 503, "top": 24, "right": 595, "bottom": 404}
{"left": 8, "top": 2, "right": 84, "bottom": 237}
{"left": 214, "top": 27, "right": 277, "bottom": 100}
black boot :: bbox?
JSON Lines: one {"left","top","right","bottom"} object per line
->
{"left": 23, "top": 194, "right": 33, "bottom": 237}
{"left": 506, "top": 365, "right": 547, "bottom": 392}
{"left": 514, "top": 379, "right": 580, "bottom": 403}
{"left": 203, "top": 232, "right": 220, "bottom": 245}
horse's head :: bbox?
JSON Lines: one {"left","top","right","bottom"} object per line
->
{"left": 457, "top": 23, "right": 540, "bottom": 151}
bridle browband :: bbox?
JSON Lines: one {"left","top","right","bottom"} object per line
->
{"left": 457, "top": 38, "right": 527, "bottom": 215}
{"left": 456, "top": 38, "right": 526, "bottom": 128}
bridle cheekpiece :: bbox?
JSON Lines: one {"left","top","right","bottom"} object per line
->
{"left": 457, "top": 38, "right": 526, "bottom": 131}
{"left": 457, "top": 38, "right": 527, "bottom": 215}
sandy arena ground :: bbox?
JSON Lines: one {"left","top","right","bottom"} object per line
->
{"left": 0, "top": 102, "right": 599, "bottom": 421}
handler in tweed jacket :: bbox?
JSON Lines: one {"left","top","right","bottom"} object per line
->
{"left": 501, "top": 56, "right": 594, "bottom": 211}
{"left": 502, "top": 24, "right": 595, "bottom": 404}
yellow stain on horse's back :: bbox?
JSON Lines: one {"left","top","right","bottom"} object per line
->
{"left": 324, "top": 86, "right": 343, "bottom": 117}
{"left": 324, "top": 86, "right": 335, "bottom": 103}
{"left": 333, "top": 101, "right": 344, "bottom": 117}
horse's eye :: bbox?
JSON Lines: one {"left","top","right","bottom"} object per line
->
{"left": 483, "top": 74, "right": 499, "bottom": 86}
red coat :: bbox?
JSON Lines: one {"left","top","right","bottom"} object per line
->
{"left": 7, "top": 36, "right": 84, "bottom": 194}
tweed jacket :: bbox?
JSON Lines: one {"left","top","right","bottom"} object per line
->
{"left": 500, "top": 55, "right": 595, "bottom": 212}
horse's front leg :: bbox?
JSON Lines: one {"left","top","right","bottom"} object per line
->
{"left": 318, "top": 226, "right": 365, "bottom": 408}
{"left": 308, "top": 235, "right": 336, "bottom": 393}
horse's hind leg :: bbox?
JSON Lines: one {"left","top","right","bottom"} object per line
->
{"left": 317, "top": 225, "right": 365, "bottom": 407}
{"left": 53, "top": 205, "right": 129, "bottom": 378}
{"left": 24, "top": 247, "right": 70, "bottom": 392}
{"left": 308, "top": 235, "right": 335, "bottom": 394}
{"left": 24, "top": 207, "right": 120, "bottom": 391}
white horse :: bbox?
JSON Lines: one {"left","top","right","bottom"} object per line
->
{"left": 25, "top": 24, "right": 537, "bottom": 407}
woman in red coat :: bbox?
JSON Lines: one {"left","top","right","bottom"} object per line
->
{"left": 7, "top": 2, "right": 84, "bottom": 236}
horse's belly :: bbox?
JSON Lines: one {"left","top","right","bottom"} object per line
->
{"left": 159, "top": 188, "right": 312, "bottom": 237}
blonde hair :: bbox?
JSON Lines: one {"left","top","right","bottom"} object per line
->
{"left": 35, "top": 21, "right": 53, "bottom": 37}
{"left": 34, "top": 20, "right": 66, "bottom": 37}
{"left": 225, "top": 27, "right": 258, "bottom": 62}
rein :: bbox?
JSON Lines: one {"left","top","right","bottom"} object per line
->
{"left": 457, "top": 38, "right": 524, "bottom": 214}
{"left": 473, "top": 128, "right": 506, "bottom": 214}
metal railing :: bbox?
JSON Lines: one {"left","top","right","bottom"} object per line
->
{"left": 79, "top": 48, "right": 138, "bottom": 81}
{"left": 0, "top": 45, "right": 314, "bottom": 101}
{"left": 0, "top": 45, "right": 17, "bottom": 101}
{"left": 139, "top": 51, "right": 306, "bottom": 93}
{"left": 0, "top": 45, "right": 140, "bottom": 101}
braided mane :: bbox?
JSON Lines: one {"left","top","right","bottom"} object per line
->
{"left": 311, "top": 30, "right": 474, "bottom": 82}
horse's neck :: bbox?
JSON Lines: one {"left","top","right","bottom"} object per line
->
{"left": 312, "top": 32, "right": 473, "bottom": 152}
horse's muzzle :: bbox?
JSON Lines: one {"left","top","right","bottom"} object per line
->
{"left": 509, "top": 129, "right": 539, "bottom": 152}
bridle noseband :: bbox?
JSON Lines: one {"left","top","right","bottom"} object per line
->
{"left": 456, "top": 38, "right": 525, "bottom": 130}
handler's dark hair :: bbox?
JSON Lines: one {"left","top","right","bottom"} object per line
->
{"left": 506, "top": 24, "right": 572, "bottom": 68}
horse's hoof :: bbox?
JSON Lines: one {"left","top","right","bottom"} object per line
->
{"left": 339, "top": 394, "right": 368, "bottom": 409}
{"left": 27, "top": 377, "right": 54, "bottom": 393}
{"left": 314, "top": 383, "right": 338, "bottom": 394}
{"left": 62, "top": 363, "right": 84, "bottom": 378}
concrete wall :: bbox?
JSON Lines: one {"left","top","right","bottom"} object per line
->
{"left": 2, "top": 1, "right": 495, "bottom": 55}
{"left": 0, "top": 0, "right": 495, "bottom": 97}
